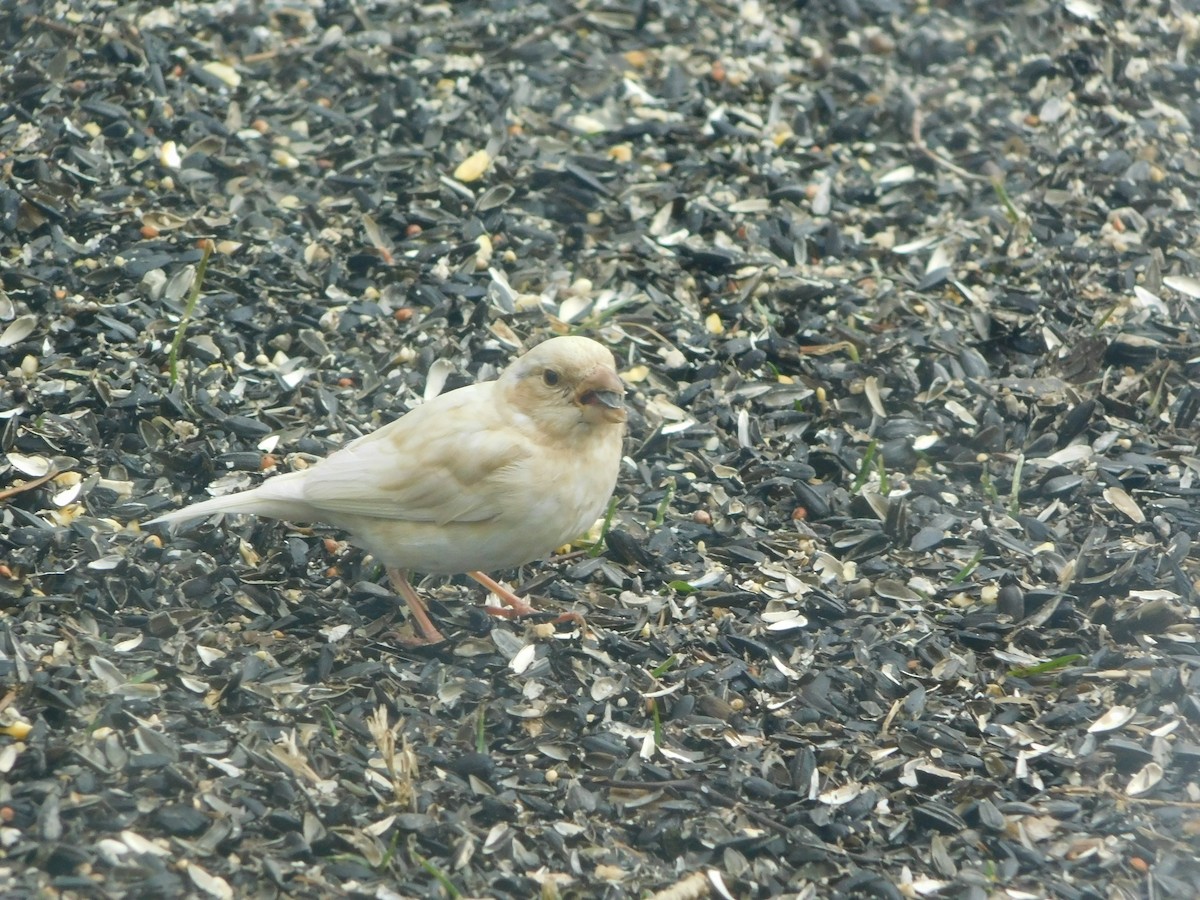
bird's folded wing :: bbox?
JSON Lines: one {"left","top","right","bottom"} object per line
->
{"left": 298, "top": 397, "right": 530, "bottom": 526}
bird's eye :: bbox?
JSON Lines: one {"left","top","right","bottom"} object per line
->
{"left": 542, "top": 369, "right": 560, "bottom": 386}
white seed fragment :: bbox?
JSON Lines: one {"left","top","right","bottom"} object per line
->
{"left": 1087, "top": 705, "right": 1136, "bottom": 733}
{"left": 1103, "top": 486, "right": 1145, "bottom": 524}
{"left": 1126, "top": 762, "right": 1163, "bottom": 796}
{"left": 0, "top": 314, "right": 36, "bottom": 348}
{"left": 158, "top": 140, "right": 182, "bottom": 169}
{"left": 7, "top": 452, "right": 51, "bottom": 477}
{"left": 202, "top": 60, "right": 241, "bottom": 87}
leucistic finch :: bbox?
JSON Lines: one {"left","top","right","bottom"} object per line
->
{"left": 147, "top": 336, "right": 627, "bottom": 644}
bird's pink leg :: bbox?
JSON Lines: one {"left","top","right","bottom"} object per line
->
{"left": 468, "top": 571, "right": 536, "bottom": 616}
{"left": 387, "top": 567, "right": 448, "bottom": 644}
{"left": 468, "top": 571, "right": 587, "bottom": 631}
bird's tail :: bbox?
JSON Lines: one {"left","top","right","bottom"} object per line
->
{"left": 144, "top": 470, "right": 312, "bottom": 527}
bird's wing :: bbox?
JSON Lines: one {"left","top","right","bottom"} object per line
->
{"left": 299, "top": 384, "right": 531, "bottom": 526}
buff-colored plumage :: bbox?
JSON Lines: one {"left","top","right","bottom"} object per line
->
{"left": 149, "top": 336, "right": 626, "bottom": 642}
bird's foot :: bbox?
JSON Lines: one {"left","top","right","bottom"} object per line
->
{"left": 469, "top": 571, "right": 589, "bottom": 634}
{"left": 468, "top": 570, "right": 533, "bottom": 611}
{"left": 388, "top": 628, "right": 449, "bottom": 648}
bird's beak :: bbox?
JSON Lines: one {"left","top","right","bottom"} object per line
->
{"left": 576, "top": 367, "right": 627, "bottom": 424}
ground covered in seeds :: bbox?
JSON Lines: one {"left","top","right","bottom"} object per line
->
{"left": 3, "top": 0, "right": 1200, "bottom": 897}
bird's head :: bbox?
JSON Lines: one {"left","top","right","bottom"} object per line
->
{"left": 502, "top": 336, "right": 627, "bottom": 436}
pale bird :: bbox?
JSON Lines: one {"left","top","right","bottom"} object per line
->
{"left": 148, "top": 336, "right": 627, "bottom": 643}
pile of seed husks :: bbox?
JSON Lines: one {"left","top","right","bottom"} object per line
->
{"left": 2, "top": 0, "right": 1199, "bottom": 897}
